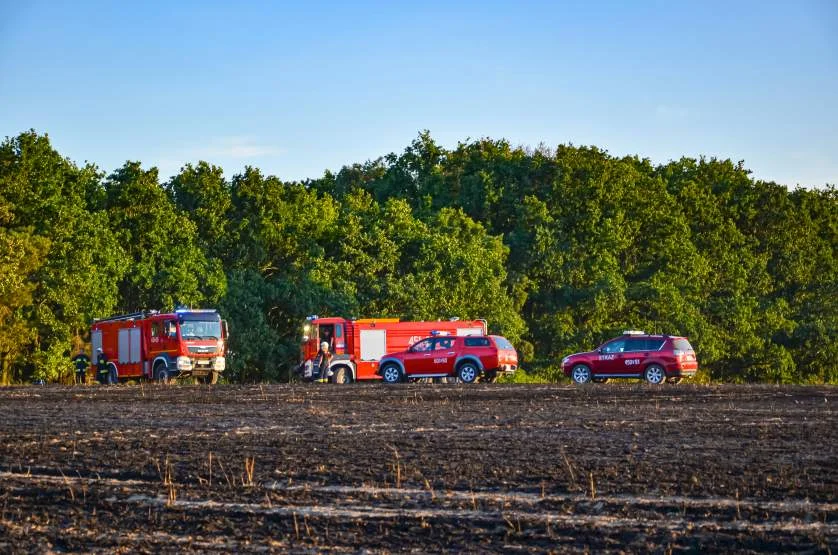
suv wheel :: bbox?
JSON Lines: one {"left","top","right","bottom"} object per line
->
{"left": 571, "top": 364, "right": 592, "bottom": 384}
{"left": 381, "top": 364, "right": 402, "bottom": 384}
{"left": 644, "top": 364, "right": 665, "bottom": 385}
{"left": 457, "top": 362, "right": 479, "bottom": 384}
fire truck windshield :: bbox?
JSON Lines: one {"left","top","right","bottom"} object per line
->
{"left": 180, "top": 319, "right": 222, "bottom": 340}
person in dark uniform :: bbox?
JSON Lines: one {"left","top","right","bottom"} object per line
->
{"left": 71, "top": 349, "right": 90, "bottom": 384}
{"left": 96, "top": 348, "right": 110, "bottom": 384}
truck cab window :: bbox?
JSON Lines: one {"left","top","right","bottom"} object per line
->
{"left": 411, "top": 339, "right": 434, "bottom": 352}
{"left": 436, "top": 338, "right": 454, "bottom": 350}
{"left": 319, "top": 324, "right": 335, "bottom": 346}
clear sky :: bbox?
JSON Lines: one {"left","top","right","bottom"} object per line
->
{"left": 1, "top": 0, "right": 836, "bottom": 187}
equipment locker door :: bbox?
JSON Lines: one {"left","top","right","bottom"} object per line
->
{"left": 360, "top": 329, "right": 386, "bottom": 361}
{"left": 91, "top": 330, "right": 102, "bottom": 356}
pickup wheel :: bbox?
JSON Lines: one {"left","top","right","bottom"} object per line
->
{"left": 456, "top": 362, "right": 479, "bottom": 384}
{"left": 644, "top": 364, "right": 665, "bottom": 385}
{"left": 571, "top": 364, "right": 592, "bottom": 384}
{"left": 380, "top": 363, "right": 402, "bottom": 384}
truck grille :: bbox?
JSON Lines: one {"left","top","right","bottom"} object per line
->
{"left": 188, "top": 346, "right": 216, "bottom": 354}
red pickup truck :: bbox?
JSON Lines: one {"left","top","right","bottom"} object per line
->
{"left": 377, "top": 334, "right": 518, "bottom": 384}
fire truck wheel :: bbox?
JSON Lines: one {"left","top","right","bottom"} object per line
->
{"left": 331, "top": 367, "right": 352, "bottom": 384}
{"left": 380, "top": 363, "right": 402, "bottom": 384}
{"left": 107, "top": 364, "right": 118, "bottom": 385}
{"left": 456, "top": 362, "right": 479, "bottom": 384}
{"left": 154, "top": 364, "right": 170, "bottom": 384}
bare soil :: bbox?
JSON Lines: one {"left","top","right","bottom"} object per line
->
{"left": 0, "top": 383, "right": 835, "bottom": 553}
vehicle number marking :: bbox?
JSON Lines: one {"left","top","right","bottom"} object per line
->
{"left": 598, "top": 354, "right": 615, "bottom": 361}
{"left": 434, "top": 358, "right": 448, "bottom": 364}
{"left": 625, "top": 359, "right": 641, "bottom": 366}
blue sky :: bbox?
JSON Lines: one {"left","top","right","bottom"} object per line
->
{"left": 1, "top": 1, "right": 836, "bottom": 187}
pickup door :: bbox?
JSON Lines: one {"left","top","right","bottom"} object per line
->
{"left": 403, "top": 338, "right": 455, "bottom": 376}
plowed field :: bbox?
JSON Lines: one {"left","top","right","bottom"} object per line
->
{"left": 0, "top": 384, "right": 835, "bottom": 553}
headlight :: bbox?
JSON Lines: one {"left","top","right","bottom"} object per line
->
{"left": 176, "top": 356, "right": 193, "bottom": 371}
{"left": 212, "top": 357, "right": 226, "bottom": 371}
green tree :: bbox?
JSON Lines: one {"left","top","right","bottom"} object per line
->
{"left": 104, "top": 161, "right": 225, "bottom": 312}
{"left": 0, "top": 131, "right": 127, "bottom": 382}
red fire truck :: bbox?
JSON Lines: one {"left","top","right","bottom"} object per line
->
{"left": 297, "top": 316, "right": 488, "bottom": 383}
{"left": 90, "top": 309, "right": 228, "bottom": 384}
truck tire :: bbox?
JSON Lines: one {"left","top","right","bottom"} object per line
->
{"left": 107, "top": 364, "right": 118, "bottom": 385}
{"left": 331, "top": 366, "right": 352, "bottom": 384}
{"left": 154, "top": 363, "right": 169, "bottom": 384}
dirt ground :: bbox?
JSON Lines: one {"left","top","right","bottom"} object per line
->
{"left": 0, "top": 383, "right": 835, "bottom": 553}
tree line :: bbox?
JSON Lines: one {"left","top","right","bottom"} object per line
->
{"left": 1, "top": 130, "right": 835, "bottom": 384}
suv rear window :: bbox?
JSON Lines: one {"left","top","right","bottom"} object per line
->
{"left": 465, "top": 337, "right": 490, "bottom": 347}
{"left": 673, "top": 338, "right": 694, "bottom": 351}
{"left": 491, "top": 336, "right": 514, "bottom": 350}
{"left": 645, "top": 339, "right": 665, "bottom": 351}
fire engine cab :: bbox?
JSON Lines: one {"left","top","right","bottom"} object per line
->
{"left": 298, "top": 316, "right": 488, "bottom": 383}
{"left": 90, "top": 309, "right": 228, "bottom": 384}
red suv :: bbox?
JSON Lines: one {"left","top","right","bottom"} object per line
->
{"left": 561, "top": 331, "right": 698, "bottom": 384}
{"left": 378, "top": 335, "right": 518, "bottom": 384}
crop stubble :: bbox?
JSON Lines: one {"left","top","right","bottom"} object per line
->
{"left": 0, "top": 384, "right": 835, "bottom": 553}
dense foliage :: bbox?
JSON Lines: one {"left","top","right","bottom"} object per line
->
{"left": 1, "top": 130, "right": 835, "bottom": 384}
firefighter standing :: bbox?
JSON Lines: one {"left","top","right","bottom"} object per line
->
{"left": 96, "top": 348, "right": 110, "bottom": 385}
{"left": 71, "top": 349, "right": 90, "bottom": 384}
{"left": 313, "top": 341, "right": 333, "bottom": 380}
